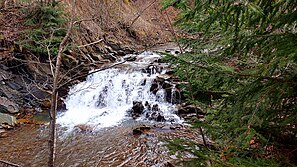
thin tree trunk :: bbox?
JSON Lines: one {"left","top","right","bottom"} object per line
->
{"left": 48, "top": 2, "right": 75, "bottom": 166}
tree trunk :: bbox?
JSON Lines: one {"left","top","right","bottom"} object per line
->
{"left": 48, "top": 6, "right": 74, "bottom": 166}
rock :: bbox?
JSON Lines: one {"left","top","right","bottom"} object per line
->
{"left": 132, "top": 126, "right": 151, "bottom": 135}
{"left": 176, "top": 103, "right": 205, "bottom": 118}
{"left": 164, "top": 162, "right": 174, "bottom": 167}
{"left": 127, "top": 101, "right": 145, "bottom": 119}
{"left": 27, "top": 85, "right": 48, "bottom": 99}
{"left": 150, "top": 74, "right": 183, "bottom": 104}
{"left": 0, "top": 113, "right": 17, "bottom": 126}
{"left": 6, "top": 81, "right": 22, "bottom": 91}
{"left": 132, "top": 128, "right": 143, "bottom": 135}
{"left": 132, "top": 101, "right": 144, "bottom": 115}
{"left": 121, "top": 47, "right": 135, "bottom": 55}
{"left": 144, "top": 103, "right": 166, "bottom": 122}
{"left": 157, "top": 74, "right": 172, "bottom": 80}
{"left": 42, "top": 99, "right": 51, "bottom": 109}
{"left": 74, "top": 124, "right": 93, "bottom": 132}
{"left": 144, "top": 101, "right": 151, "bottom": 110}
{"left": 150, "top": 81, "right": 159, "bottom": 94}
{"left": 0, "top": 129, "right": 9, "bottom": 138}
{"left": 152, "top": 104, "right": 160, "bottom": 111}
{"left": 123, "top": 55, "right": 137, "bottom": 61}
{"left": 165, "top": 49, "right": 172, "bottom": 53}
{"left": 0, "top": 96, "right": 19, "bottom": 114}
{"left": 143, "top": 65, "right": 160, "bottom": 75}
{"left": 155, "top": 113, "right": 165, "bottom": 122}
{"left": 140, "top": 79, "right": 146, "bottom": 86}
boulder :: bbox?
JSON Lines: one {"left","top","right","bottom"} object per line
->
{"left": 132, "top": 101, "right": 144, "bottom": 115}
{"left": 176, "top": 103, "right": 205, "bottom": 118}
{"left": 74, "top": 124, "right": 93, "bottom": 132}
{"left": 132, "top": 125, "right": 151, "bottom": 135}
{"left": 150, "top": 74, "right": 184, "bottom": 104}
{"left": 127, "top": 101, "right": 144, "bottom": 119}
{"left": 144, "top": 103, "right": 166, "bottom": 122}
{"left": 148, "top": 111, "right": 165, "bottom": 122}
{"left": 0, "top": 113, "right": 17, "bottom": 126}
{"left": 0, "top": 96, "right": 19, "bottom": 114}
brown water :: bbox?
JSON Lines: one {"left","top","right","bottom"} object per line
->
{"left": 0, "top": 123, "right": 202, "bottom": 167}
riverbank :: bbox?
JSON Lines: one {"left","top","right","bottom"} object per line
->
{"left": 0, "top": 0, "right": 178, "bottom": 132}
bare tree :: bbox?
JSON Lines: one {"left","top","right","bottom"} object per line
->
{"left": 48, "top": 0, "right": 76, "bottom": 165}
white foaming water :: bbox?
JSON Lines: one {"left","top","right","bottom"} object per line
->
{"left": 57, "top": 52, "right": 181, "bottom": 131}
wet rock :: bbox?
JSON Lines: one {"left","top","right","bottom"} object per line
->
{"left": 152, "top": 104, "right": 160, "bottom": 111}
{"left": 142, "top": 65, "right": 160, "bottom": 75}
{"left": 157, "top": 74, "right": 172, "bottom": 80}
{"left": 140, "top": 79, "right": 146, "bottom": 86}
{"left": 128, "top": 101, "right": 145, "bottom": 119}
{"left": 121, "top": 47, "right": 135, "bottom": 55}
{"left": 165, "top": 49, "right": 172, "bottom": 53}
{"left": 150, "top": 81, "right": 159, "bottom": 94}
{"left": 123, "top": 55, "right": 137, "bottom": 61}
{"left": 57, "top": 100, "right": 67, "bottom": 111}
{"left": 132, "top": 126, "right": 151, "bottom": 135}
{"left": 74, "top": 124, "right": 93, "bottom": 132}
{"left": 132, "top": 101, "right": 144, "bottom": 114}
{"left": 165, "top": 70, "right": 174, "bottom": 75}
{"left": 144, "top": 104, "right": 166, "bottom": 122}
{"left": 127, "top": 101, "right": 166, "bottom": 122}
{"left": 0, "top": 96, "right": 19, "bottom": 114}
{"left": 0, "top": 113, "right": 17, "bottom": 126}
{"left": 150, "top": 74, "right": 182, "bottom": 104}
{"left": 155, "top": 113, "right": 165, "bottom": 122}
{"left": 176, "top": 103, "right": 205, "bottom": 118}
{"left": 144, "top": 101, "right": 151, "bottom": 110}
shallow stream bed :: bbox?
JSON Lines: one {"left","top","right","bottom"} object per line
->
{"left": 0, "top": 122, "right": 202, "bottom": 166}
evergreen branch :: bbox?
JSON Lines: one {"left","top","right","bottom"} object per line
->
{"left": 236, "top": 73, "right": 297, "bottom": 85}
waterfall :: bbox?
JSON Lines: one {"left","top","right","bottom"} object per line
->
{"left": 57, "top": 52, "right": 182, "bottom": 131}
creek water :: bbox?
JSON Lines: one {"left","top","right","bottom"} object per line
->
{"left": 0, "top": 51, "right": 201, "bottom": 166}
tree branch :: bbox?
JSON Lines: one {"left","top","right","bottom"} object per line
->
{"left": 57, "top": 60, "right": 126, "bottom": 90}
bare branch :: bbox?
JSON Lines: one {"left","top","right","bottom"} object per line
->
{"left": 0, "top": 160, "right": 22, "bottom": 167}
{"left": 78, "top": 39, "right": 103, "bottom": 48}
{"left": 129, "top": 0, "right": 157, "bottom": 27}
{"left": 57, "top": 60, "right": 126, "bottom": 90}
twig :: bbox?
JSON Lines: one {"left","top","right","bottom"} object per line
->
{"left": 78, "top": 39, "right": 103, "bottom": 48}
{"left": 164, "top": 10, "right": 183, "bottom": 54}
{"left": 129, "top": 0, "right": 157, "bottom": 27}
{"left": 57, "top": 60, "right": 126, "bottom": 90}
{"left": 0, "top": 160, "right": 22, "bottom": 167}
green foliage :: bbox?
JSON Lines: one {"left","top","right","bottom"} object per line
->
{"left": 20, "top": 3, "right": 67, "bottom": 57}
{"left": 163, "top": 0, "right": 297, "bottom": 166}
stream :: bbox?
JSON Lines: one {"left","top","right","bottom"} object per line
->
{"left": 0, "top": 51, "right": 202, "bottom": 167}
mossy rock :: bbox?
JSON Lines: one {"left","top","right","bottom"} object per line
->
{"left": 0, "top": 113, "right": 17, "bottom": 126}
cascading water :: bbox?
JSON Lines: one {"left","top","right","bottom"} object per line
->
{"left": 0, "top": 51, "right": 199, "bottom": 167}
{"left": 57, "top": 52, "right": 182, "bottom": 132}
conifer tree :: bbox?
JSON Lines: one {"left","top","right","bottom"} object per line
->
{"left": 163, "top": 0, "right": 297, "bottom": 165}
